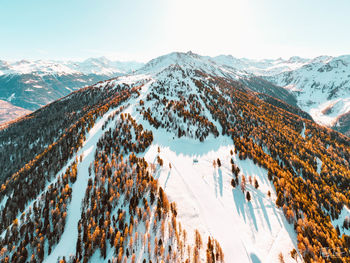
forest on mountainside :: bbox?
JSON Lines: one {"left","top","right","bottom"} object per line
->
{"left": 0, "top": 65, "right": 349, "bottom": 262}
{"left": 0, "top": 78, "right": 224, "bottom": 263}
{"left": 0, "top": 80, "right": 132, "bottom": 183}
{"left": 203, "top": 75, "right": 350, "bottom": 262}
{"left": 0, "top": 82, "right": 133, "bottom": 231}
{"left": 136, "top": 67, "right": 350, "bottom": 262}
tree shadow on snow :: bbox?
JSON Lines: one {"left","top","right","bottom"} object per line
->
{"left": 232, "top": 189, "right": 246, "bottom": 222}
{"left": 218, "top": 168, "right": 223, "bottom": 196}
{"left": 248, "top": 201, "right": 258, "bottom": 231}
{"left": 149, "top": 125, "right": 233, "bottom": 156}
{"left": 232, "top": 155, "right": 269, "bottom": 186}
{"left": 153, "top": 167, "right": 161, "bottom": 180}
{"left": 213, "top": 171, "right": 218, "bottom": 197}
{"left": 256, "top": 190, "right": 272, "bottom": 232}
{"left": 164, "top": 171, "right": 171, "bottom": 188}
{"left": 277, "top": 205, "right": 302, "bottom": 260}
{"left": 250, "top": 253, "right": 262, "bottom": 263}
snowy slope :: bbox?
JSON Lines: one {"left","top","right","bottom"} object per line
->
{"left": 264, "top": 55, "right": 350, "bottom": 133}
{"left": 331, "top": 206, "right": 350, "bottom": 237}
{"left": 102, "top": 68, "right": 303, "bottom": 262}
{"left": 144, "top": 143, "right": 300, "bottom": 263}
{"left": 45, "top": 107, "right": 120, "bottom": 262}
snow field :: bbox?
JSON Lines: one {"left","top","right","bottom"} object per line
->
{"left": 142, "top": 141, "right": 301, "bottom": 263}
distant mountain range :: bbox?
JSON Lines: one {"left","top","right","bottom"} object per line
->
{"left": 0, "top": 57, "right": 144, "bottom": 76}
{"left": 262, "top": 56, "right": 350, "bottom": 136}
{"left": 211, "top": 54, "right": 350, "bottom": 135}
{"left": 1, "top": 52, "right": 350, "bottom": 136}
{"left": 0, "top": 57, "right": 144, "bottom": 112}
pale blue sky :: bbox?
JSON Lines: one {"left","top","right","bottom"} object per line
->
{"left": 1, "top": 0, "right": 349, "bottom": 61}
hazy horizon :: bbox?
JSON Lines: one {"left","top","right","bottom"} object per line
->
{"left": 1, "top": 51, "right": 348, "bottom": 64}
{"left": 2, "top": 0, "right": 350, "bottom": 61}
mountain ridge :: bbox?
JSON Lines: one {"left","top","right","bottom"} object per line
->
{"left": 263, "top": 54, "right": 350, "bottom": 135}
{"left": 0, "top": 57, "right": 144, "bottom": 114}
{"left": 0, "top": 57, "right": 144, "bottom": 76}
{"left": 2, "top": 51, "right": 350, "bottom": 136}
{"left": 140, "top": 51, "right": 350, "bottom": 135}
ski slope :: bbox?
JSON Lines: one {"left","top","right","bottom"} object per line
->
{"left": 141, "top": 138, "right": 300, "bottom": 263}
{"left": 115, "top": 74, "right": 302, "bottom": 263}
{"left": 45, "top": 57, "right": 303, "bottom": 262}
{"left": 45, "top": 107, "right": 121, "bottom": 262}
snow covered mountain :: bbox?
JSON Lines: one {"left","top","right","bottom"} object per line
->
{"left": 139, "top": 52, "right": 307, "bottom": 111}
{"left": 0, "top": 53, "right": 314, "bottom": 126}
{"left": 1, "top": 51, "right": 349, "bottom": 263}
{"left": 0, "top": 57, "right": 143, "bottom": 76}
{"left": 212, "top": 55, "right": 312, "bottom": 76}
{"left": 137, "top": 51, "right": 246, "bottom": 78}
{"left": 3, "top": 52, "right": 350, "bottom": 137}
{"left": 0, "top": 57, "right": 144, "bottom": 112}
{"left": 260, "top": 55, "right": 350, "bottom": 136}
{"left": 210, "top": 54, "right": 350, "bottom": 136}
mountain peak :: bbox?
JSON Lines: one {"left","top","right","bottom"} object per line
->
{"left": 137, "top": 51, "right": 244, "bottom": 79}
{"left": 310, "top": 55, "right": 333, "bottom": 64}
{"left": 83, "top": 56, "right": 110, "bottom": 64}
{"left": 137, "top": 51, "right": 204, "bottom": 73}
{"left": 287, "top": 56, "right": 309, "bottom": 63}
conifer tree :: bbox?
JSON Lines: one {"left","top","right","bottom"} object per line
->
{"left": 246, "top": 192, "right": 251, "bottom": 202}
{"left": 254, "top": 178, "right": 259, "bottom": 189}
{"left": 231, "top": 179, "right": 236, "bottom": 188}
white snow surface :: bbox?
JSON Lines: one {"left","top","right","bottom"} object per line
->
{"left": 143, "top": 142, "right": 300, "bottom": 263}
{"left": 137, "top": 51, "right": 248, "bottom": 79}
{"left": 309, "top": 98, "right": 350, "bottom": 126}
